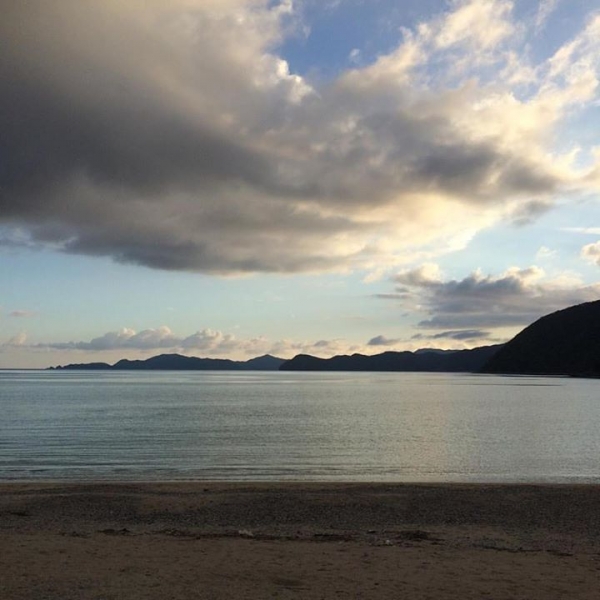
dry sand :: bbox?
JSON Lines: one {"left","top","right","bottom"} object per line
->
{"left": 1, "top": 482, "right": 600, "bottom": 599}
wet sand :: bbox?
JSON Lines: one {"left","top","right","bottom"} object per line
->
{"left": 1, "top": 482, "right": 600, "bottom": 599}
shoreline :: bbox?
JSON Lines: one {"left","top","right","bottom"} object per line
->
{"left": 2, "top": 482, "right": 600, "bottom": 598}
{"left": 3, "top": 478, "right": 600, "bottom": 486}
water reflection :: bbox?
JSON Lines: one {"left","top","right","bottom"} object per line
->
{"left": 0, "top": 370, "right": 599, "bottom": 482}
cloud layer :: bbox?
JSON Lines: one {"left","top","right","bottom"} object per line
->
{"left": 1, "top": 0, "right": 599, "bottom": 274}
{"left": 19, "top": 326, "right": 361, "bottom": 360}
{"left": 383, "top": 263, "right": 600, "bottom": 337}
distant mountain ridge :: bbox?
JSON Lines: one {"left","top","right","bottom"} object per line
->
{"left": 50, "top": 353, "right": 285, "bottom": 371}
{"left": 49, "top": 300, "right": 600, "bottom": 376}
{"left": 279, "top": 345, "right": 502, "bottom": 372}
{"left": 50, "top": 347, "right": 502, "bottom": 373}
{"left": 481, "top": 300, "right": 600, "bottom": 377}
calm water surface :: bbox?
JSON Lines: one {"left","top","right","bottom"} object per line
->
{"left": 1, "top": 370, "right": 599, "bottom": 482}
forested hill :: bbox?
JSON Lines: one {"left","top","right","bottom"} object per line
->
{"left": 279, "top": 345, "right": 502, "bottom": 372}
{"left": 50, "top": 353, "right": 285, "bottom": 371}
{"left": 481, "top": 300, "right": 600, "bottom": 377}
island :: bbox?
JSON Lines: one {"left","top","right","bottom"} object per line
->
{"left": 50, "top": 353, "right": 285, "bottom": 371}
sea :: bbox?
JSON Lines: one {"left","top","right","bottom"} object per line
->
{"left": 1, "top": 370, "right": 599, "bottom": 483}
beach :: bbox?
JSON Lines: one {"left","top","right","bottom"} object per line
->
{"left": 1, "top": 482, "right": 600, "bottom": 599}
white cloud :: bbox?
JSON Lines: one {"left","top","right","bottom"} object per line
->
{"left": 44, "top": 327, "right": 179, "bottom": 351}
{"left": 564, "top": 227, "right": 600, "bottom": 235}
{"left": 535, "top": 245, "right": 557, "bottom": 259}
{"left": 433, "top": 0, "right": 515, "bottom": 52}
{"left": 5, "top": 333, "right": 28, "bottom": 347}
{"left": 581, "top": 241, "right": 600, "bottom": 266}
{"left": 28, "top": 326, "right": 368, "bottom": 359}
{"left": 348, "top": 48, "right": 361, "bottom": 65}
{"left": 535, "top": 0, "right": 561, "bottom": 33}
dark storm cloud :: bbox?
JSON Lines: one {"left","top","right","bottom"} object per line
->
{"left": 0, "top": 77, "right": 273, "bottom": 210}
{"left": 367, "top": 335, "right": 401, "bottom": 346}
{"left": 0, "top": 1, "right": 320, "bottom": 273}
{"left": 0, "top": 1, "right": 596, "bottom": 274}
{"left": 388, "top": 265, "right": 600, "bottom": 332}
{"left": 411, "top": 329, "right": 491, "bottom": 341}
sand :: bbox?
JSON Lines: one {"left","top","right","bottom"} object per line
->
{"left": 1, "top": 482, "right": 600, "bottom": 599}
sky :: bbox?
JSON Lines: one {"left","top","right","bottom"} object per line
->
{"left": 1, "top": 0, "right": 600, "bottom": 368}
